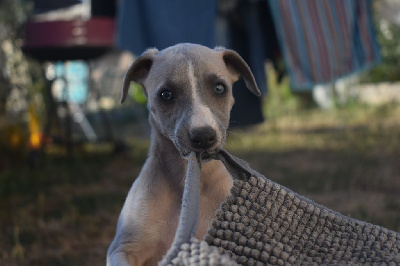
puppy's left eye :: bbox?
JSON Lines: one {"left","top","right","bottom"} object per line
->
{"left": 214, "top": 84, "right": 226, "bottom": 95}
{"left": 160, "top": 90, "right": 174, "bottom": 101}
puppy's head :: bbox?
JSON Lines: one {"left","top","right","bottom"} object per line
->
{"left": 121, "top": 43, "right": 260, "bottom": 158}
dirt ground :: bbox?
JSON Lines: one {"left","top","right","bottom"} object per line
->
{"left": 1, "top": 104, "right": 399, "bottom": 265}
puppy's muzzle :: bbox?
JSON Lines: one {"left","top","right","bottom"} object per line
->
{"left": 189, "top": 126, "right": 217, "bottom": 152}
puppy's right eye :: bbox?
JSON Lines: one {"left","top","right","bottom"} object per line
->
{"left": 214, "top": 83, "right": 226, "bottom": 95}
{"left": 160, "top": 90, "right": 174, "bottom": 101}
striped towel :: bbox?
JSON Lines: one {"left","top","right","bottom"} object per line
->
{"left": 268, "top": 0, "right": 380, "bottom": 90}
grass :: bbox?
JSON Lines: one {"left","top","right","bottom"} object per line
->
{"left": 0, "top": 143, "right": 148, "bottom": 265}
{"left": 1, "top": 103, "right": 400, "bottom": 265}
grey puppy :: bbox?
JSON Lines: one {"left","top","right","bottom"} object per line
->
{"left": 107, "top": 43, "right": 260, "bottom": 266}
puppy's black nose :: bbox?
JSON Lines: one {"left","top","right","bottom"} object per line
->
{"left": 189, "top": 126, "right": 217, "bottom": 150}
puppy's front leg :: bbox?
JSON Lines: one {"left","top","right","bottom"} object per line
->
{"left": 107, "top": 246, "right": 142, "bottom": 266}
{"left": 107, "top": 240, "right": 155, "bottom": 266}
{"left": 107, "top": 178, "right": 154, "bottom": 266}
{"left": 107, "top": 205, "right": 175, "bottom": 266}
{"left": 107, "top": 169, "right": 179, "bottom": 266}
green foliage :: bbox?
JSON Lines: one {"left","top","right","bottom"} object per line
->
{"left": 0, "top": 0, "right": 45, "bottom": 154}
{"left": 0, "top": 0, "right": 33, "bottom": 89}
{"left": 0, "top": 0, "right": 32, "bottom": 39}
{"left": 129, "top": 82, "right": 147, "bottom": 104}
{"left": 361, "top": 19, "right": 400, "bottom": 82}
{"left": 264, "top": 62, "right": 302, "bottom": 119}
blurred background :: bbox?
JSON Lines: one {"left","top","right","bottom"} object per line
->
{"left": 0, "top": 0, "right": 399, "bottom": 264}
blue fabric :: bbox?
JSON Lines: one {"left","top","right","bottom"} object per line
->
{"left": 117, "top": 0, "right": 217, "bottom": 55}
{"left": 245, "top": 2, "right": 268, "bottom": 95}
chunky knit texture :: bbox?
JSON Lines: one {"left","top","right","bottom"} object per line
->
{"left": 169, "top": 238, "right": 238, "bottom": 266}
{"left": 163, "top": 150, "right": 400, "bottom": 265}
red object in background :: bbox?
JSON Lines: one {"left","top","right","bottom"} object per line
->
{"left": 22, "top": 18, "right": 115, "bottom": 61}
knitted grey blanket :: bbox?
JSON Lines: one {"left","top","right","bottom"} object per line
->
{"left": 161, "top": 150, "right": 400, "bottom": 265}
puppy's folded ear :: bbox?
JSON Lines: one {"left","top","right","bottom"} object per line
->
{"left": 215, "top": 47, "right": 261, "bottom": 96}
{"left": 121, "top": 48, "right": 159, "bottom": 103}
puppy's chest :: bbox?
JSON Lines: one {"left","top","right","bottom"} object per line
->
{"left": 149, "top": 162, "right": 233, "bottom": 245}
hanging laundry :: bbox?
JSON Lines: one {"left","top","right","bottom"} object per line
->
{"left": 268, "top": 0, "right": 380, "bottom": 90}
{"left": 116, "top": 0, "right": 216, "bottom": 55}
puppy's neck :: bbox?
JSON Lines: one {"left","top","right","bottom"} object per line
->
{"left": 147, "top": 118, "right": 188, "bottom": 188}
